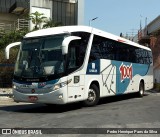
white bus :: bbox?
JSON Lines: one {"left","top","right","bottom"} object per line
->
{"left": 5, "top": 26, "right": 153, "bottom": 106}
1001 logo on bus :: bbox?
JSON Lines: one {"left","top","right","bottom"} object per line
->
{"left": 119, "top": 63, "right": 133, "bottom": 82}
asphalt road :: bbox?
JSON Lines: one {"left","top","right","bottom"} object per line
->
{"left": 0, "top": 91, "right": 160, "bottom": 137}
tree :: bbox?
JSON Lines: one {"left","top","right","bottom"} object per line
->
{"left": 0, "top": 29, "right": 29, "bottom": 65}
{"left": 0, "top": 29, "right": 28, "bottom": 49}
{"left": 0, "top": 29, "right": 28, "bottom": 88}
{"left": 29, "top": 11, "right": 47, "bottom": 30}
{"left": 43, "top": 18, "right": 63, "bottom": 28}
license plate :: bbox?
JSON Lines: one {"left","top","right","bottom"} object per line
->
{"left": 28, "top": 96, "right": 38, "bottom": 102}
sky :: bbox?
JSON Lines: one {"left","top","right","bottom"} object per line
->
{"left": 84, "top": 0, "right": 160, "bottom": 36}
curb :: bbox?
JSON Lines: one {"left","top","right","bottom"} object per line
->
{"left": 0, "top": 93, "right": 13, "bottom": 96}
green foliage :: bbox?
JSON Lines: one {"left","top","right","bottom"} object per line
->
{"left": 29, "top": 11, "right": 47, "bottom": 30}
{"left": 0, "top": 48, "right": 18, "bottom": 87}
{"left": 0, "top": 29, "right": 28, "bottom": 62}
{"left": 0, "top": 47, "right": 19, "bottom": 64}
{"left": 43, "top": 18, "right": 63, "bottom": 28}
{"left": 0, "top": 29, "right": 28, "bottom": 49}
{"left": 0, "top": 11, "right": 63, "bottom": 87}
{"left": 28, "top": 11, "right": 63, "bottom": 30}
{"left": 0, "top": 29, "right": 28, "bottom": 87}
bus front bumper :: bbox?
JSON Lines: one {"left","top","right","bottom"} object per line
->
{"left": 13, "top": 88, "right": 67, "bottom": 104}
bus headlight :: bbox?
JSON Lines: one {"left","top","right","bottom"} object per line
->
{"left": 53, "top": 79, "right": 72, "bottom": 91}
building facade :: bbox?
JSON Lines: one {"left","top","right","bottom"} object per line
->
{"left": 52, "top": 0, "right": 83, "bottom": 25}
{"left": 0, "top": 0, "right": 84, "bottom": 31}
{"left": 138, "top": 15, "right": 160, "bottom": 88}
{"left": 0, "top": 0, "right": 29, "bottom": 31}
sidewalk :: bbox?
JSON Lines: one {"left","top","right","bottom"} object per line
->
{"left": 0, "top": 88, "right": 14, "bottom": 105}
{"left": 0, "top": 88, "right": 33, "bottom": 106}
{"left": 0, "top": 88, "right": 13, "bottom": 97}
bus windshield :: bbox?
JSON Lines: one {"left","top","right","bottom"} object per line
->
{"left": 14, "top": 34, "right": 68, "bottom": 79}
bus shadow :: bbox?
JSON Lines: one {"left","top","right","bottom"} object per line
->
{"left": 0, "top": 102, "right": 83, "bottom": 113}
{"left": 0, "top": 93, "right": 149, "bottom": 113}
{"left": 98, "top": 92, "right": 148, "bottom": 105}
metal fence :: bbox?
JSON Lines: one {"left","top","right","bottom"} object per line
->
{"left": 0, "top": 64, "right": 14, "bottom": 88}
{"left": 15, "top": 19, "right": 29, "bottom": 30}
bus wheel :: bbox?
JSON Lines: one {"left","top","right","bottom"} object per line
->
{"left": 138, "top": 82, "right": 144, "bottom": 97}
{"left": 83, "top": 84, "right": 100, "bottom": 107}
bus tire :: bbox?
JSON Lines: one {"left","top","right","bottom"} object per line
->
{"left": 138, "top": 82, "right": 144, "bottom": 97}
{"left": 83, "top": 84, "right": 100, "bottom": 107}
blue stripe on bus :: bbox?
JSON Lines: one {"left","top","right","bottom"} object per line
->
{"left": 13, "top": 79, "right": 59, "bottom": 88}
{"left": 86, "top": 59, "right": 150, "bottom": 95}
{"left": 111, "top": 60, "right": 150, "bottom": 94}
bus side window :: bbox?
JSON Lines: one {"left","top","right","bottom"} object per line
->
{"left": 89, "top": 35, "right": 104, "bottom": 62}
{"left": 71, "top": 32, "right": 90, "bottom": 66}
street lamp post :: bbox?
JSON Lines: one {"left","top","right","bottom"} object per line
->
{"left": 89, "top": 17, "right": 98, "bottom": 26}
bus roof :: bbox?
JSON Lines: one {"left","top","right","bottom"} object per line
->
{"left": 25, "top": 25, "right": 151, "bottom": 51}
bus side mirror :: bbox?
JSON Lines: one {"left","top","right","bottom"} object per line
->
{"left": 62, "top": 36, "right": 81, "bottom": 55}
{"left": 5, "top": 42, "right": 21, "bottom": 59}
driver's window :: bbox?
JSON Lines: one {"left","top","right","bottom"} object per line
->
{"left": 67, "top": 32, "right": 90, "bottom": 73}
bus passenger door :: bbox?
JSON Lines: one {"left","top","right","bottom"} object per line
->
{"left": 67, "top": 73, "right": 85, "bottom": 103}
{"left": 66, "top": 45, "right": 85, "bottom": 103}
